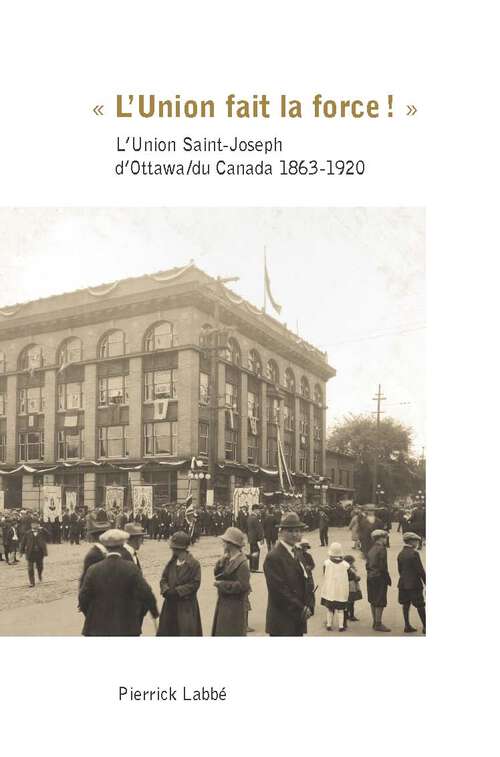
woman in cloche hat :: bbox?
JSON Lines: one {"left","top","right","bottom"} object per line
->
{"left": 157, "top": 532, "right": 203, "bottom": 636}
{"left": 211, "top": 527, "right": 251, "bottom": 637}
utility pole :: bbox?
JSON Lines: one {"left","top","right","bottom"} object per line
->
{"left": 372, "top": 384, "right": 386, "bottom": 502}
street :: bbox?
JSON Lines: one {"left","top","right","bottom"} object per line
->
{"left": 0, "top": 526, "right": 425, "bottom": 636}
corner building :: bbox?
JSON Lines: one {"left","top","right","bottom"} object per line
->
{"left": 0, "top": 264, "right": 336, "bottom": 510}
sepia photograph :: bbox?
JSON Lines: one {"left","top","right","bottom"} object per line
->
{"left": 0, "top": 207, "right": 425, "bottom": 637}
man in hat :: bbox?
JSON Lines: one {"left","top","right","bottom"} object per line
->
{"left": 247, "top": 505, "right": 264, "bottom": 572}
{"left": 366, "top": 529, "right": 392, "bottom": 631}
{"left": 123, "top": 522, "right": 145, "bottom": 570}
{"left": 397, "top": 532, "right": 426, "bottom": 633}
{"left": 78, "top": 529, "right": 158, "bottom": 636}
{"left": 19, "top": 519, "right": 48, "bottom": 587}
{"left": 263, "top": 512, "right": 313, "bottom": 636}
{"left": 359, "top": 505, "right": 385, "bottom": 558}
{"left": 79, "top": 520, "right": 133, "bottom": 588}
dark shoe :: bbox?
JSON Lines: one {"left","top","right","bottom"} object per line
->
{"left": 339, "top": 627, "right": 347, "bottom": 632}
{"left": 29, "top": 583, "right": 35, "bottom": 588}
{"left": 422, "top": 628, "right": 426, "bottom": 635}
{"left": 350, "top": 616, "right": 359, "bottom": 621}
{"left": 404, "top": 626, "right": 417, "bottom": 633}
{"left": 374, "top": 624, "right": 391, "bottom": 632}
{"left": 326, "top": 626, "right": 332, "bottom": 631}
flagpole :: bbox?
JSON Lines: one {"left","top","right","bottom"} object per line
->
{"left": 263, "top": 247, "right": 267, "bottom": 313}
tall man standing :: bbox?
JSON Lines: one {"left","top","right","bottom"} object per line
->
{"left": 247, "top": 505, "right": 264, "bottom": 572}
{"left": 263, "top": 512, "right": 313, "bottom": 636}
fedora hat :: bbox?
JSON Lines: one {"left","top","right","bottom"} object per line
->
{"left": 169, "top": 531, "right": 191, "bottom": 549}
{"left": 221, "top": 527, "right": 245, "bottom": 549}
{"left": 279, "top": 512, "right": 306, "bottom": 530}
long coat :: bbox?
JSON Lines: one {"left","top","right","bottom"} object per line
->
{"left": 263, "top": 542, "right": 311, "bottom": 636}
{"left": 157, "top": 553, "right": 203, "bottom": 636}
{"left": 397, "top": 546, "right": 426, "bottom": 590}
{"left": 211, "top": 553, "right": 251, "bottom": 636}
{"left": 78, "top": 555, "right": 159, "bottom": 636}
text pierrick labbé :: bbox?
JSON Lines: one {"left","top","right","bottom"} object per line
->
{"left": 118, "top": 685, "right": 227, "bottom": 702}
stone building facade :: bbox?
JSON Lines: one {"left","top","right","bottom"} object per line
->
{"left": 0, "top": 263, "right": 336, "bottom": 511}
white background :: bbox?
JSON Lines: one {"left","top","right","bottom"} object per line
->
{"left": 0, "top": 2, "right": 498, "bottom": 755}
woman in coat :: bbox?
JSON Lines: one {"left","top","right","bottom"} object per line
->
{"left": 212, "top": 527, "right": 251, "bottom": 636}
{"left": 157, "top": 531, "right": 203, "bottom": 636}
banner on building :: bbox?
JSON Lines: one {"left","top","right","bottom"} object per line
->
{"left": 153, "top": 398, "right": 169, "bottom": 420}
{"left": 105, "top": 486, "right": 125, "bottom": 515}
{"left": 206, "top": 489, "right": 214, "bottom": 508}
{"left": 233, "top": 487, "right": 260, "bottom": 519}
{"left": 0, "top": 491, "right": 4, "bottom": 511}
{"left": 43, "top": 485, "right": 62, "bottom": 522}
{"left": 65, "top": 490, "right": 77, "bottom": 514}
{"left": 132, "top": 485, "right": 153, "bottom": 519}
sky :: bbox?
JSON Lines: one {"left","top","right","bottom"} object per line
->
{"left": 0, "top": 207, "right": 425, "bottom": 453}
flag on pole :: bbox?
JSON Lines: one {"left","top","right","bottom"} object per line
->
{"left": 264, "top": 252, "right": 282, "bottom": 315}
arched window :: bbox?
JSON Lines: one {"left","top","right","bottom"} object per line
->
{"left": 58, "top": 337, "right": 83, "bottom": 366}
{"left": 248, "top": 349, "right": 262, "bottom": 376}
{"left": 98, "top": 330, "right": 127, "bottom": 359}
{"left": 285, "top": 368, "right": 296, "bottom": 392}
{"left": 0, "top": 351, "right": 6, "bottom": 373}
{"left": 18, "top": 344, "right": 44, "bottom": 372}
{"left": 314, "top": 384, "right": 323, "bottom": 404}
{"left": 144, "top": 321, "right": 176, "bottom": 351}
{"left": 225, "top": 337, "right": 241, "bottom": 366}
{"left": 266, "top": 359, "right": 279, "bottom": 385}
{"left": 300, "top": 376, "right": 310, "bottom": 399}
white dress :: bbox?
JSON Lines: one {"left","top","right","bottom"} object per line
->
{"left": 321, "top": 558, "right": 349, "bottom": 609}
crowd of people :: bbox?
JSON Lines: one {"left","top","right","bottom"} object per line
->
{"left": 1, "top": 500, "right": 426, "bottom": 636}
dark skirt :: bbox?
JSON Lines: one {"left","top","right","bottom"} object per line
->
{"left": 398, "top": 587, "right": 425, "bottom": 607}
{"left": 321, "top": 598, "right": 348, "bottom": 611}
{"left": 367, "top": 577, "right": 388, "bottom": 607}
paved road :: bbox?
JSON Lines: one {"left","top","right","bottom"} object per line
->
{"left": 0, "top": 526, "right": 425, "bottom": 636}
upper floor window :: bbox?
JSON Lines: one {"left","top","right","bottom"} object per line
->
{"left": 267, "top": 397, "right": 280, "bottom": 424}
{"left": 0, "top": 433, "right": 6, "bottom": 462}
{"left": 18, "top": 386, "right": 46, "bottom": 415}
{"left": 248, "top": 349, "right": 262, "bottom": 376}
{"left": 199, "top": 422, "right": 209, "bottom": 456}
{"left": 225, "top": 337, "right": 241, "bottom": 366}
{"left": 58, "top": 382, "right": 83, "bottom": 411}
{"left": 18, "top": 344, "right": 44, "bottom": 372}
{"left": 225, "top": 381, "right": 239, "bottom": 410}
{"left": 58, "top": 337, "right": 83, "bottom": 366}
{"left": 144, "top": 321, "right": 176, "bottom": 351}
{"left": 18, "top": 431, "right": 44, "bottom": 462}
{"left": 283, "top": 401, "right": 295, "bottom": 431}
{"left": 144, "top": 368, "right": 177, "bottom": 401}
{"left": 98, "top": 425, "right": 129, "bottom": 458}
{"left": 285, "top": 368, "right": 295, "bottom": 393}
{"left": 58, "top": 429, "right": 84, "bottom": 460}
{"left": 314, "top": 384, "right": 323, "bottom": 404}
{"left": 300, "top": 376, "right": 310, "bottom": 399}
{"left": 0, "top": 392, "right": 5, "bottom": 416}
{"left": 98, "top": 330, "right": 127, "bottom": 359}
{"left": 144, "top": 421, "right": 177, "bottom": 456}
{"left": 98, "top": 375, "right": 129, "bottom": 406}
{"left": 266, "top": 359, "right": 279, "bottom": 385}
{"left": 0, "top": 351, "right": 6, "bottom": 373}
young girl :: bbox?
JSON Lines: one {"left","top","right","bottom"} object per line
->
{"left": 344, "top": 554, "right": 362, "bottom": 621}
{"left": 321, "top": 542, "right": 349, "bottom": 632}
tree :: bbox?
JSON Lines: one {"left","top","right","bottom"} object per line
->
{"left": 327, "top": 414, "right": 425, "bottom": 504}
